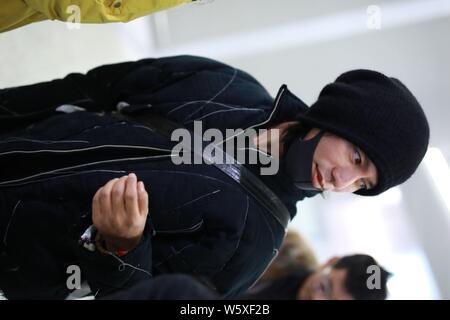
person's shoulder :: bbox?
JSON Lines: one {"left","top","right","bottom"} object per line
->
{"left": 143, "top": 55, "right": 233, "bottom": 72}
{"left": 145, "top": 55, "right": 269, "bottom": 90}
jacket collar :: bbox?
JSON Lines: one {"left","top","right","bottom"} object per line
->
{"left": 253, "top": 85, "right": 310, "bottom": 130}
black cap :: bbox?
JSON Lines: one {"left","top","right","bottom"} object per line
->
{"left": 295, "top": 69, "right": 430, "bottom": 196}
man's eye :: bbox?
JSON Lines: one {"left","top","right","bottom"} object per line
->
{"left": 354, "top": 150, "right": 362, "bottom": 164}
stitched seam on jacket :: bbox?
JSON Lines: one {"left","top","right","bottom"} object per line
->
{"left": 167, "top": 68, "right": 238, "bottom": 116}
{"left": 0, "top": 154, "right": 175, "bottom": 186}
{"left": 214, "top": 86, "right": 285, "bottom": 147}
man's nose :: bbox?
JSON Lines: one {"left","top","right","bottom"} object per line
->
{"left": 331, "top": 166, "right": 363, "bottom": 191}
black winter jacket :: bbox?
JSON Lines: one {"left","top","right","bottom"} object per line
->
{"left": 0, "top": 55, "right": 317, "bottom": 299}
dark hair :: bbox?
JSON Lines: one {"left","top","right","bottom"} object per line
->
{"left": 333, "top": 254, "right": 392, "bottom": 300}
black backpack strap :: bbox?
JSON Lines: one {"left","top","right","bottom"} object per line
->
{"left": 114, "top": 109, "right": 291, "bottom": 231}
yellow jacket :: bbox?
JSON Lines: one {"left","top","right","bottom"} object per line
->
{"left": 0, "top": 0, "right": 192, "bottom": 33}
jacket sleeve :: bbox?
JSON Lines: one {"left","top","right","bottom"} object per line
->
{"left": 73, "top": 221, "right": 154, "bottom": 298}
{"left": 0, "top": 55, "right": 233, "bottom": 123}
{"left": 24, "top": 0, "right": 191, "bottom": 23}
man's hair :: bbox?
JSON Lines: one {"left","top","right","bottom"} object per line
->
{"left": 279, "top": 121, "right": 310, "bottom": 152}
{"left": 333, "top": 254, "right": 392, "bottom": 300}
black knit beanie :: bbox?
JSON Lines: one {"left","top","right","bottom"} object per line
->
{"left": 296, "top": 69, "right": 430, "bottom": 196}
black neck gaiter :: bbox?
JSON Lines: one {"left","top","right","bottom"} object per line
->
{"left": 282, "top": 130, "right": 324, "bottom": 191}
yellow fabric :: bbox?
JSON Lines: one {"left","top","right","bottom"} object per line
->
{"left": 0, "top": 0, "right": 191, "bottom": 33}
{"left": 0, "top": 0, "right": 47, "bottom": 33}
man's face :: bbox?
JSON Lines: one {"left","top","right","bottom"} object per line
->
{"left": 304, "top": 128, "right": 378, "bottom": 193}
{"left": 298, "top": 265, "right": 354, "bottom": 300}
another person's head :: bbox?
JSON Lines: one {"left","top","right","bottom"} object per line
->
{"left": 298, "top": 254, "right": 391, "bottom": 300}
{"left": 281, "top": 69, "right": 430, "bottom": 195}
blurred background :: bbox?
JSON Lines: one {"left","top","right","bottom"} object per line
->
{"left": 1, "top": 0, "right": 449, "bottom": 299}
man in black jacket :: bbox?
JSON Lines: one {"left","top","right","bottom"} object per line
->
{"left": 0, "top": 55, "right": 429, "bottom": 299}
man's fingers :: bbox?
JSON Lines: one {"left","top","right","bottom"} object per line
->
{"left": 94, "top": 175, "right": 148, "bottom": 249}
{"left": 124, "top": 173, "right": 139, "bottom": 216}
{"left": 93, "top": 187, "right": 101, "bottom": 203}
{"left": 137, "top": 181, "right": 149, "bottom": 216}
{"left": 111, "top": 176, "right": 127, "bottom": 213}
{"left": 99, "top": 178, "right": 119, "bottom": 219}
